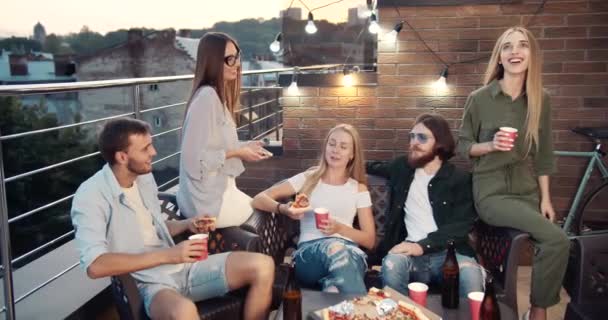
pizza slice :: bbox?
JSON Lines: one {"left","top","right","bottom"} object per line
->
{"left": 292, "top": 193, "right": 310, "bottom": 208}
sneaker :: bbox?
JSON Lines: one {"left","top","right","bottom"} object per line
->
{"left": 521, "top": 309, "right": 530, "bottom": 320}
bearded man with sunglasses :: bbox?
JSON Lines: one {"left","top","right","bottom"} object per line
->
{"left": 366, "top": 113, "right": 483, "bottom": 297}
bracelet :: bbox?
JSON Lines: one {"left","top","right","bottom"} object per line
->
{"left": 276, "top": 202, "right": 282, "bottom": 214}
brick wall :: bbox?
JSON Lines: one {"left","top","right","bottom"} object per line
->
{"left": 238, "top": 0, "right": 608, "bottom": 220}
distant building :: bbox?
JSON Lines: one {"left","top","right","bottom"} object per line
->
{"left": 347, "top": 7, "right": 368, "bottom": 26}
{"left": 280, "top": 7, "right": 302, "bottom": 20}
{"left": 76, "top": 29, "right": 283, "bottom": 166}
{"left": 75, "top": 29, "right": 193, "bottom": 168}
{"left": 0, "top": 50, "right": 75, "bottom": 85}
{"left": 0, "top": 49, "right": 78, "bottom": 125}
{"left": 33, "top": 22, "right": 47, "bottom": 44}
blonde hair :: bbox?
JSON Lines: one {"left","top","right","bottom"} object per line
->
{"left": 484, "top": 26, "right": 543, "bottom": 155}
{"left": 185, "top": 32, "right": 242, "bottom": 124}
{"left": 299, "top": 124, "right": 367, "bottom": 196}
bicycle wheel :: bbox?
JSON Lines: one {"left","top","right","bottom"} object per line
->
{"left": 574, "top": 180, "right": 608, "bottom": 236}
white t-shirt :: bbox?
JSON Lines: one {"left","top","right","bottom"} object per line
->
{"left": 122, "top": 182, "right": 183, "bottom": 273}
{"left": 287, "top": 172, "right": 372, "bottom": 244}
{"left": 404, "top": 168, "right": 438, "bottom": 242}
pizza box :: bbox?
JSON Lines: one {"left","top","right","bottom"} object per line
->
{"left": 306, "top": 286, "right": 442, "bottom": 320}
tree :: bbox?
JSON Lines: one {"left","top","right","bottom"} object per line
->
{"left": 43, "top": 33, "right": 62, "bottom": 53}
{"left": 0, "top": 96, "right": 102, "bottom": 266}
{"left": 0, "top": 37, "right": 42, "bottom": 53}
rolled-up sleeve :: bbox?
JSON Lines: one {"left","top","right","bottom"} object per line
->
{"left": 71, "top": 187, "right": 109, "bottom": 271}
{"left": 534, "top": 95, "right": 556, "bottom": 176}
{"left": 181, "top": 88, "right": 226, "bottom": 180}
{"left": 457, "top": 94, "right": 479, "bottom": 160}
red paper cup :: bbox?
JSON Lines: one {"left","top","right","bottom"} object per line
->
{"left": 499, "top": 126, "right": 518, "bottom": 139}
{"left": 314, "top": 208, "right": 329, "bottom": 229}
{"left": 408, "top": 282, "right": 429, "bottom": 307}
{"left": 188, "top": 233, "right": 208, "bottom": 261}
{"left": 468, "top": 291, "right": 484, "bottom": 320}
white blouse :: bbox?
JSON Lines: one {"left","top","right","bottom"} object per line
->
{"left": 288, "top": 172, "right": 372, "bottom": 244}
{"left": 177, "top": 86, "right": 246, "bottom": 218}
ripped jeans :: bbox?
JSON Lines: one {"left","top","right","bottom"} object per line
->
{"left": 294, "top": 237, "right": 368, "bottom": 294}
{"left": 382, "top": 250, "right": 483, "bottom": 297}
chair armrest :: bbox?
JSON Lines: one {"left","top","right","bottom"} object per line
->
{"left": 208, "top": 226, "right": 262, "bottom": 254}
{"left": 476, "top": 221, "right": 529, "bottom": 314}
{"left": 240, "top": 209, "right": 297, "bottom": 264}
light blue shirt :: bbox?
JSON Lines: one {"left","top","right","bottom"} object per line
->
{"left": 71, "top": 164, "right": 179, "bottom": 288}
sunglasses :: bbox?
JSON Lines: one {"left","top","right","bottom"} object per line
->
{"left": 224, "top": 51, "right": 241, "bottom": 67}
{"left": 408, "top": 132, "right": 432, "bottom": 144}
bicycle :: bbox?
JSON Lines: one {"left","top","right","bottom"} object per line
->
{"left": 555, "top": 127, "right": 608, "bottom": 236}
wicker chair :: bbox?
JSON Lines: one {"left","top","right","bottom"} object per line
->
{"left": 110, "top": 192, "right": 286, "bottom": 320}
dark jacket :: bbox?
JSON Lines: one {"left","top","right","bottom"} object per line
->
{"left": 367, "top": 156, "right": 477, "bottom": 257}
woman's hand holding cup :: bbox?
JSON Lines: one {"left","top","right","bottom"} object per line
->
{"left": 491, "top": 127, "right": 518, "bottom": 152}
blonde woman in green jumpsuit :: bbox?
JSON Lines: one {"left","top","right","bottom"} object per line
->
{"left": 457, "top": 27, "right": 569, "bottom": 320}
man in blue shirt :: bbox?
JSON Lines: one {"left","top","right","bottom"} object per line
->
{"left": 71, "top": 118, "right": 274, "bottom": 320}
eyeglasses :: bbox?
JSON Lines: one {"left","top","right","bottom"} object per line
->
{"left": 408, "top": 132, "right": 432, "bottom": 144}
{"left": 224, "top": 52, "right": 241, "bottom": 67}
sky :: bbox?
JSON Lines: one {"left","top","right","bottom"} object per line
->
{"left": 1, "top": 0, "right": 363, "bottom": 37}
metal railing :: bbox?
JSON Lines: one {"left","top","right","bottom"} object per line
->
{"left": 0, "top": 64, "right": 338, "bottom": 319}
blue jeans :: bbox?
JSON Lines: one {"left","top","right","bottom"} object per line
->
{"left": 294, "top": 237, "right": 368, "bottom": 294}
{"left": 381, "top": 250, "right": 483, "bottom": 297}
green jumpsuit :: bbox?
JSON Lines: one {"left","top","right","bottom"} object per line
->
{"left": 457, "top": 79, "right": 569, "bottom": 308}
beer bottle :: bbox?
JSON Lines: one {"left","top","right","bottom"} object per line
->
{"left": 480, "top": 276, "right": 500, "bottom": 320}
{"left": 441, "top": 239, "right": 459, "bottom": 308}
{"left": 282, "top": 263, "right": 302, "bottom": 320}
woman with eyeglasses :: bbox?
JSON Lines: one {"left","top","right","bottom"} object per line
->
{"left": 251, "top": 124, "right": 375, "bottom": 294}
{"left": 177, "top": 32, "right": 271, "bottom": 227}
{"left": 457, "top": 26, "right": 569, "bottom": 320}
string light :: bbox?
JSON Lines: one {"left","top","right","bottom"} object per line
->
{"left": 358, "top": 0, "right": 374, "bottom": 18}
{"left": 269, "top": 32, "right": 282, "bottom": 53}
{"left": 368, "top": 13, "right": 380, "bottom": 34}
{"left": 305, "top": 12, "right": 318, "bottom": 34}
{"left": 384, "top": 21, "right": 403, "bottom": 42}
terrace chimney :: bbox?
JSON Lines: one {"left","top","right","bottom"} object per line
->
{"left": 178, "top": 29, "right": 192, "bottom": 38}
{"left": 127, "top": 28, "right": 144, "bottom": 43}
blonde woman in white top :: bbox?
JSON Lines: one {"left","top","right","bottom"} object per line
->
{"left": 177, "top": 32, "right": 271, "bottom": 227}
{"left": 252, "top": 124, "right": 376, "bottom": 294}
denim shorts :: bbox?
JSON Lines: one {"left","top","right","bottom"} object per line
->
{"left": 138, "top": 252, "right": 231, "bottom": 316}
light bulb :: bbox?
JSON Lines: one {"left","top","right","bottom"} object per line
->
{"left": 305, "top": 20, "right": 317, "bottom": 34}
{"left": 432, "top": 76, "right": 447, "bottom": 90}
{"left": 368, "top": 13, "right": 380, "bottom": 34}
{"left": 368, "top": 22, "right": 380, "bottom": 34}
{"left": 343, "top": 74, "right": 354, "bottom": 87}
{"left": 305, "top": 12, "right": 317, "bottom": 34}
{"left": 287, "top": 81, "right": 299, "bottom": 95}
{"left": 384, "top": 30, "right": 398, "bottom": 42}
{"left": 269, "top": 40, "right": 280, "bottom": 53}
{"left": 384, "top": 22, "right": 403, "bottom": 42}
{"left": 269, "top": 33, "right": 282, "bottom": 53}
{"left": 431, "top": 67, "right": 449, "bottom": 93}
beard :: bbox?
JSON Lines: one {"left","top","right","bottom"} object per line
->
{"left": 407, "top": 147, "right": 436, "bottom": 168}
{"left": 127, "top": 159, "right": 152, "bottom": 175}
